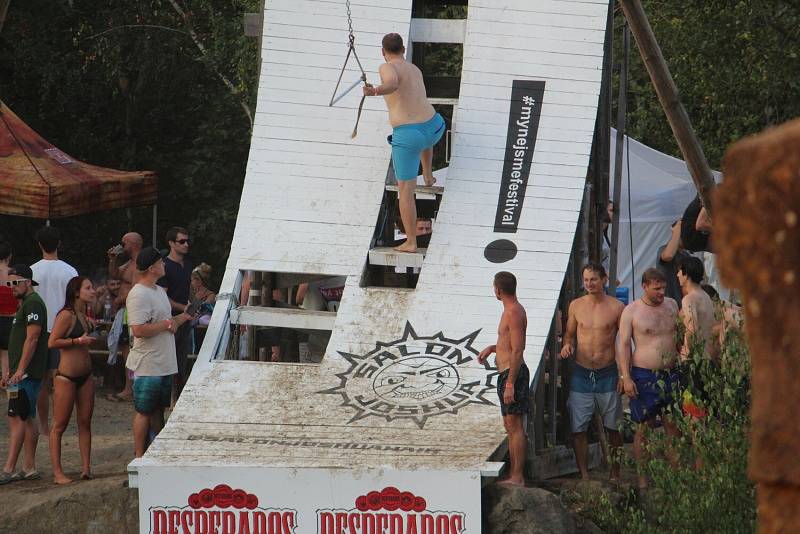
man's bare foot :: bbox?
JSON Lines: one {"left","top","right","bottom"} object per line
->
{"left": 81, "top": 472, "right": 93, "bottom": 481}
{"left": 423, "top": 175, "right": 436, "bottom": 187}
{"left": 394, "top": 241, "right": 418, "bottom": 253}
{"left": 497, "top": 478, "right": 525, "bottom": 487}
{"left": 54, "top": 474, "right": 73, "bottom": 485}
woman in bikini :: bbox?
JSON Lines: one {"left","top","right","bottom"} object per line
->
{"left": 48, "top": 276, "right": 96, "bottom": 484}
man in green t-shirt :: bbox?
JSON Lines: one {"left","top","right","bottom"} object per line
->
{"left": 1, "top": 264, "right": 48, "bottom": 484}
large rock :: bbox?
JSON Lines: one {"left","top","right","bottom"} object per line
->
{"left": 483, "top": 484, "right": 601, "bottom": 534}
{"left": 0, "top": 475, "right": 138, "bottom": 534}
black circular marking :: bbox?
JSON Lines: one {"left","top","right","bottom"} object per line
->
{"left": 484, "top": 239, "right": 518, "bottom": 263}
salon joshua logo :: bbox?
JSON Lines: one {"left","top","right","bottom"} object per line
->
{"left": 321, "top": 322, "right": 498, "bottom": 428}
{"left": 317, "top": 487, "right": 466, "bottom": 534}
{"left": 148, "top": 484, "right": 297, "bottom": 534}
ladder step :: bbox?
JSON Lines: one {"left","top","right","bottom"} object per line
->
{"left": 230, "top": 306, "right": 336, "bottom": 330}
{"left": 369, "top": 247, "right": 426, "bottom": 268}
{"left": 385, "top": 184, "right": 444, "bottom": 196}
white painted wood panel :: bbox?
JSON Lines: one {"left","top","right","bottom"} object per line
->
{"left": 139, "top": 0, "right": 608, "bottom": 493}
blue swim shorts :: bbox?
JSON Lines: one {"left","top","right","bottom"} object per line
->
{"left": 133, "top": 375, "right": 173, "bottom": 414}
{"left": 629, "top": 366, "right": 681, "bottom": 423}
{"left": 7, "top": 378, "right": 42, "bottom": 421}
{"left": 390, "top": 113, "right": 446, "bottom": 180}
{"left": 567, "top": 362, "right": 622, "bottom": 433}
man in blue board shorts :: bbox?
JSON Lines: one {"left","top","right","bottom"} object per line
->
{"left": 364, "top": 33, "right": 445, "bottom": 253}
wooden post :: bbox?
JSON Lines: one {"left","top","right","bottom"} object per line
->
{"left": 0, "top": 0, "right": 11, "bottom": 35}
{"left": 619, "top": 0, "right": 716, "bottom": 213}
{"left": 608, "top": 23, "right": 629, "bottom": 293}
{"left": 715, "top": 120, "right": 800, "bottom": 532}
{"left": 587, "top": 0, "right": 614, "bottom": 264}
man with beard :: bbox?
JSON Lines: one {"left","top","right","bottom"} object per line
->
{"left": 618, "top": 268, "right": 681, "bottom": 488}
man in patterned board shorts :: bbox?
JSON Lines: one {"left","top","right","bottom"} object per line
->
{"left": 618, "top": 268, "right": 682, "bottom": 489}
{"left": 560, "top": 263, "right": 625, "bottom": 480}
{"left": 479, "top": 272, "right": 529, "bottom": 487}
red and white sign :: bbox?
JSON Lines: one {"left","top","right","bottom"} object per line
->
{"left": 148, "top": 484, "right": 297, "bottom": 534}
{"left": 316, "top": 487, "right": 465, "bottom": 534}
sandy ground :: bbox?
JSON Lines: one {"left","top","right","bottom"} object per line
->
{"left": 0, "top": 383, "right": 138, "bottom": 520}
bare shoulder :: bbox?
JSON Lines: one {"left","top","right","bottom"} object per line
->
{"left": 665, "top": 297, "right": 679, "bottom": 313}
{"left": 621, "top": 300, "right": 638, "bottom": 319}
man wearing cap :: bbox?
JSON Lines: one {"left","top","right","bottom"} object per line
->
{"left": 1, "top": 265, "right": 49, "bottom": 483}
{"left": 125, "top": 247, "right": 192, "bottom": 457}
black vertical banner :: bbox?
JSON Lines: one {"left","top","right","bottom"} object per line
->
{"left": 492, "top": 80, "right": 545, "bottom": 233}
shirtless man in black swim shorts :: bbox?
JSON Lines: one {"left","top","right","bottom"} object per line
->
{"left": 478, "top": 271, "right": 528, "bottom": 486}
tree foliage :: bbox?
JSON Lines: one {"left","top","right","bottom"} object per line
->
{"left": 620, "top": 1, "right": 800, "bottom": 168}
{"left": 0, "top": 0, "right": 259, "bottom": 287}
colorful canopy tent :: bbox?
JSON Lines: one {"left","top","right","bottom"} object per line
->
{"left": 0, "top": 101, "right": 157, "bottom": 219}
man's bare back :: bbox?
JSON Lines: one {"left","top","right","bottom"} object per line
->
{"left": 379, "top": 60, "right": 435, "bottom": 127}
{"left": 680, "top": 289, "right": 718, "bottom": 360}
{"left": 494, "top": 302, "right": 527, "bottom": 372}
{"left": 564, "top": 295, "right": 624, "bottom": 369}
{"left": 628, "top": 298, "right": 678, "bottom": 370}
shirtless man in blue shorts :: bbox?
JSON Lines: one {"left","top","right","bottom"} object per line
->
{"left": 560, "top": 263, "right": 625, "bottom": 481}
{"left": 364, "top": 33, "right": 445, "bottom": 253}
{"left": 618, "top": 268, "right": 682, "bottom": 489}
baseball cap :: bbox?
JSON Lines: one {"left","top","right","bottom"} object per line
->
{"left": 136, "top": 246, "right": 166, "bottom": 271}
{"left": 9, "top": 264, "right": 39, "bottom": 286}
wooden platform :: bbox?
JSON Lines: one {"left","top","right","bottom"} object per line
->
{"left": 384, "top": 184, "right": 444, "bottom": 196}
{"left": 132, "top": 0, "right": 610, "bottom": 529}
{"left": 368, "top": 247, "right": 427, "bottom": 268}
{"left": 229, "top": 305, "right": 336, "bottom": 330}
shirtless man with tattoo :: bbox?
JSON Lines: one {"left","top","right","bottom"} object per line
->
{"left": 478, "top": 272, "right": 528, "bottom": 486}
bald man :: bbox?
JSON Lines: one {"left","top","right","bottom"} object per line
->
{"left": 106, "top": 232, "right": 143, "bottom": 402}
{"left": 108, "top": 232, "right": 143, "bottom": 304}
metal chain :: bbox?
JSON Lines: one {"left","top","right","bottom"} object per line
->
{"left": 346, "top": 0, "right": 355, "bottom": 44}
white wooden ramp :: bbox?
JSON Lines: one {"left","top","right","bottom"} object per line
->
{"left": 131, "top": 1, "right": 609, "bottom": 532}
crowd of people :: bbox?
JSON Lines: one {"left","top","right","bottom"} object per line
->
{"left": 0, "top": 225, "right": 217, "bottom": 485}
{"left": 560, "top": 220, "right": 742, "bottom": 487}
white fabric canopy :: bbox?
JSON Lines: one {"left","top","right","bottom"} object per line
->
{"left": 609, "top": 129, "right": 727, "bottom": 301}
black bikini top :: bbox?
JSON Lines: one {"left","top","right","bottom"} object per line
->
{"left": 67, "top": 312, "right": 93, "bottom": 339}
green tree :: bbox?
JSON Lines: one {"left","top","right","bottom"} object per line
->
{"left": 0, "top": 0, "right": 260, "bottom": 286}
{"left": 620, "top": 1, "right": 800, "bottom": 168}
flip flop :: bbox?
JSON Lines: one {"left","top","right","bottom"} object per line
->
{"left": 22, "top": 470, "right": 42, "bottom": 480}
{"left": 0, "top": 471, "right": 21, "bottom": 485}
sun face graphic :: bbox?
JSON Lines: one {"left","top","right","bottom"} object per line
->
{"left": 319, "top": 322, "right": 498, "bottom": 428}
{"left": 373, "top": 357, "right": 459, "bottom": 404}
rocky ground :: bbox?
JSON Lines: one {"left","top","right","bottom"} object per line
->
{"left": 0, "top": 386, "right": 139, "bottom": 532}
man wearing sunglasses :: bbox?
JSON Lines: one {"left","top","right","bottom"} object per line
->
{"left": 157, "top": 227, "right": 194, "bottom": 400}
{"left": 1, "top": 265, "right": 49, "bottom": 483}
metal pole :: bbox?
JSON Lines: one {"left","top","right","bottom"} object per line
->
{"left": 619, "top": 0, "right": 717, "bottom": 213}
{"left": 608, "top": 23, "right": 629, "bottom": 293}
{"left": 151, "top": 204, "right": 158, "bottom": 248}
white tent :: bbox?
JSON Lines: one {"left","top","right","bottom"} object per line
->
{"left": 609, "top": 129, "right": 726, "bottom": 301}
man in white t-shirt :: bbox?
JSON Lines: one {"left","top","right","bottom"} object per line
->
{"left": 125, "top": 247, "right": 192, "bottom": 457}
{"left": 30, "top": 226, "right": 78, "bottom": 436}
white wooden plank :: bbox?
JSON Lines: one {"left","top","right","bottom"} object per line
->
{"left": 369, "top": 247, "right": 426, "bottom": 268}
{"left": 410, "top": 18, "right": 466, "bottom": 43}
{"left": 231, "top": 306, "right": 337, "bottom": 330}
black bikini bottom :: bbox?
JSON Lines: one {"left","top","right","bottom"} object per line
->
{"left": 56, "top": 371, "right": 92, "bottom": 389}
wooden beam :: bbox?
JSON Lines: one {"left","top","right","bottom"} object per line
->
{"left": 608, "top": 23, "right": 629, "bottom": 292}
{"left": 230, "top": 306, "right": 336, "bottom": 331}
{"left": 369, "top": 247, "right": 426, "bottom": 269}
{"left": 243, "top": 13, "right": 263, "bottom": 37}
{"left": 619, "top": 0, "right": 717, "bottom": 213}
{"left": 384, "top": 184, "right": 444, "bottom": 196}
